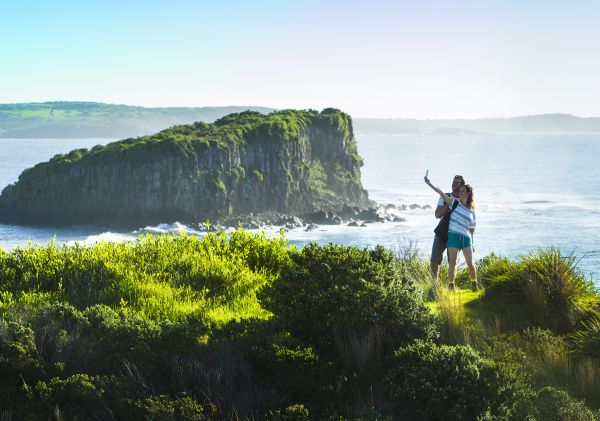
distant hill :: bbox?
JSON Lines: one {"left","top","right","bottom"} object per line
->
{"left": 354, "top": 114, "right": 600, "bottom": 135}
{"left": 2, "top": 103, "right": 599, "bottom": 138}
{"left": 0, "top": 102, "right": 275, "bottom": 138}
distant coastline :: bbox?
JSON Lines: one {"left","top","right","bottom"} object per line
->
{"left": 2, "top": 102, "right": 600, "bottom": 138}
{"left": 353, "top": 114, "right": 600, "bottom": 136}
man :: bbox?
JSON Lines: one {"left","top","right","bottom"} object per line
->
{"left": 430, "top": 174, "right": 465, "bottom": 281}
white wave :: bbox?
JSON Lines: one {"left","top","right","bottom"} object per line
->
{"left": 68, "top": 232, "right": 135, "bottom": 246}
{"left": 136, "top": 222, "right": 199, "bottom": 235}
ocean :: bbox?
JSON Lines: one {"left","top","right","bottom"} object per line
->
{"left": 1, "top": 134, "right": 599, "bottom": 283}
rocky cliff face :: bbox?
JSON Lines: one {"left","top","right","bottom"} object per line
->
{"left": 0, "top": 109, "right": 371, "bottom": 227}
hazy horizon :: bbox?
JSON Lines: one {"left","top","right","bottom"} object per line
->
{"left": 3, "top": 101, "right": 600, "bottom": 121}
{"left": 2, "top": 1, "right": 599, "bottom": 119}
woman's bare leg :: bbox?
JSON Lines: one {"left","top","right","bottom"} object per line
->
{"left": 462, "top": 246, "right": 478, "bottom": 290}
{"left": 447, "top": 247, "right": 459, "bottom": 287}
{"left": 462, "top": 247, "right": 477, "bottom": 281}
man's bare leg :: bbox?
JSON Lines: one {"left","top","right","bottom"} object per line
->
{"left": 430, "top": 261, "right": 440, "bottom": 281}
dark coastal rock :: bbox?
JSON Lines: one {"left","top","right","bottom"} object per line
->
{"left": 409, "top": 203, "right": 421, "bottom": 210}
{"left": 279, "top": 215, "right": 304, "bottom": 230}
{"left": 347, "top": 220, "right": 359, "bottom": 227}
{"left": 286, "top": 216, "right": 305, "bottom": 227}
{"left": 356, "top": 207, "right": 385, "bottom": 223}
{"left": 422, "top": 204, "right": 432, "bottom": 209}
{"left": 244, "top": 221, "right": 262, "bottom": 229}
{"left": 338, "top": 204, "right": 361, "bottom": 219}
{"left": 306, "top": 210, "right": 344, "bottom": 225}
{"left": 0, "top": 109, "right": 372, "bottom": 227}
{"left": 305, "top": 223, "right": 319, "bottom": 231}
{"left": 331, "top": 215, "right": 343, "bottom": 225}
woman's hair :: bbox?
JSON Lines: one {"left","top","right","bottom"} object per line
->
{"left": 463, "top": 184, "right": 475, "bottom": 209}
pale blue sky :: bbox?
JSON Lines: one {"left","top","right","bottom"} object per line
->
{"left": 1, "top": 1, "right": 599, "bottom": 118}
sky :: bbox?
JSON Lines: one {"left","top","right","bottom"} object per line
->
{"left": 1, "top": 0, "right": 599, "bottom": 119}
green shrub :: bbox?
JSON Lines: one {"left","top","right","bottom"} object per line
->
{"left": 475, "top": 328, "right": 600, "bottom": 412}
{"left": 267, "top": 404, "right": 311, "bottom": 421}
{"left": 236, "top": 319, "right": 337, "bottom": 408}
{"left": 0, "top": 319, "right": 54, "bottom": 409}
{"left": 536, "top": 386, "right": 598, "bottom": 420}
{"left": 130, "top": 395, "right": 216, "bottom": 420}
{"left": 259, "top": 243, "right": 437, "bottom": 360}
{"left": 259, "top": 243, "right": 438, "bottom": 413}
{"left": 252, "top": 168, "right": 264, "bottom": 182}
{"left": 26, "top": 374, "right": 129, "bottom": 421}
{"left": 383, "top": 341, "right": 498, "bottom": 420}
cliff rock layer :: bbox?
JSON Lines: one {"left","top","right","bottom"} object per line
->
{"left": 0, "top": 109, "right": 370, "bottom": 227}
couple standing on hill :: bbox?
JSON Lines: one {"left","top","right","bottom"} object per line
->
{"left": 425, "top": 174, "right": 478, "bottom": 291}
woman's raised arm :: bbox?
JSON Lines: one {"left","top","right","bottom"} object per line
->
{"left": 424, "top": 176, "right": 452, "bottom": 206}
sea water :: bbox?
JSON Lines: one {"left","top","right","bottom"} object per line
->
{"left": 0, "top": 134, "right": 599, "bottom": 283}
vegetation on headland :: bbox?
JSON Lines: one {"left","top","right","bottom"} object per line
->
{"left": 27, "top": 108, "right": 351, "bottom": 171}
{"left": 0, "top": 232, "right": 599, "bottom": 420}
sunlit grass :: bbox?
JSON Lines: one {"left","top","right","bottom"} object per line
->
{"left": 0, "top": 229, "right": 292, "bottom": 325}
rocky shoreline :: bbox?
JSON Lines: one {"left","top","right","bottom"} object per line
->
{"left": 185, "top": 202, "right": 432, "bottom": 233}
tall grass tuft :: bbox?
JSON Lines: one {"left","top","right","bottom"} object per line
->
{"left": 435, "top": 287, "right": 468, "bottom": 344}
{"left": 571, "top": 316, "right": 600, "bottom": 359}
{"left": 519, "top": 249, "right": 597, "bottom": 331}
{"left": 478, "top": 248, "right": 598, "bottom": 332}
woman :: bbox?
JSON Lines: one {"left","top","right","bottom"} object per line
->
{"left": 425, "top": 175, "right": 478, "bottom": 291}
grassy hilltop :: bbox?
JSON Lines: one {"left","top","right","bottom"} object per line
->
{"left": 0, "top": 231, "right": 599, "bottom": 420}
{"left": 0, "top": 102, "right": 275, "bottom": 138}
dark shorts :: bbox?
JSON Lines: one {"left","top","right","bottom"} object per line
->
{"left": 430, "top": 234, "right": 447, "bottom": 265}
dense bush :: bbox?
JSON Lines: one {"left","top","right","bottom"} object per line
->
{"left": 502, "top": 386, "right": 600, "bottom": 421}
{"left": 259, "top": 243, "right": 437, "bottom": 360}
{"left": 383, "top": 340, "right": 500, "bottom": 420}
{"left": 24, "top": 374, "right": 129, "bottom": 420}
{"left": 530, "top": 386, "right": 599, "bottom": 420}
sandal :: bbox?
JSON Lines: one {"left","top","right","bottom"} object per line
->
{"left": 471, "top": 281, "right": 479, "bottom": 292}
{"left": 448, "top": 282, "right": 455, "bottom": 290}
